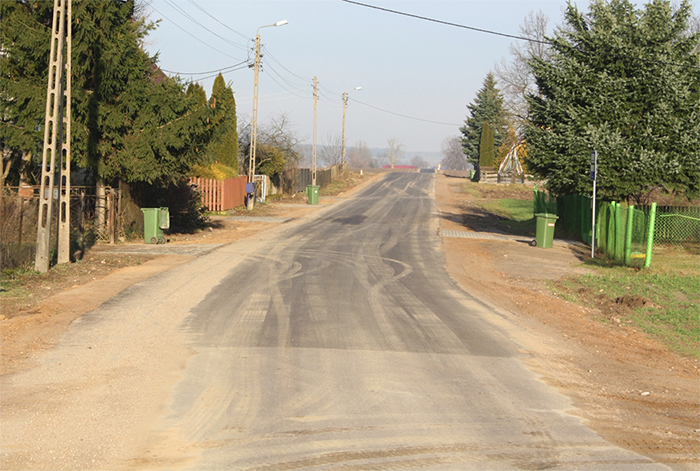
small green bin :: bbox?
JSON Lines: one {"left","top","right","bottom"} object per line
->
{"left": 306, "top": 185, "right": 320, "bottom": 205}
{"left": 533, "top": 213, "right": 558, "bottom": 248}
{"left": 142, "top": 207, "right": 170, "bottom": 244}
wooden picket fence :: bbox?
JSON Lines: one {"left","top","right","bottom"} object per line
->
{"left": 189, "top": 176, "right": 248, "bottom": 211}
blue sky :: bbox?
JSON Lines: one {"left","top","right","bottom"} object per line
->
{"left": 143, "top": 0, "right": 695, "bottom": 161}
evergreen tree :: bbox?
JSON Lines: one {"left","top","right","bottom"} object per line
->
{"left": 186, "top": 83, "right": 207, "bottom": 106}
{"left": 0, "top": 1, "right": 53, "bottom": 186}
{"left": 525, "top": 0, "right": 700, "bottom": 202}
{"left": 206, "top": 74, "right": 238, "bottom": 171}
{"left": 1, "top": 0, "right": 212, "bottom": 186}
{"left": 460, "top": 73, "right": 509, "bottom": 168}
{"left": 479, "top": 122, "right": 496, "bottom": 168}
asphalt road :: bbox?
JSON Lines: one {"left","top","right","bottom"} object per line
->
{"left": 1, "top": 173, "right": 669, "bottom": 470}
{"left": 165, "top": 173, "right": 667, "bottom": 470}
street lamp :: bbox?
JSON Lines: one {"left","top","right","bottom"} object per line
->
{"left": 249, "top": 20, "right": 288, "bottom": 190}
{"left": 341, "top": 86, "right": 361, "bottom": 165}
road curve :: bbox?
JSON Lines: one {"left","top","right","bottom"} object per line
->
{"left": 156, "top": 173, "right": 667, "bottom": 470}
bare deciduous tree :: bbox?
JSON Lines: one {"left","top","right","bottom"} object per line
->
{"left": 347, "top": 140, "right": 372, "bottom": 168}
{"left": 319, "top": 132, "right": 343, "bottom": 167}
{"left": 238, "top": 112, "right": 303, "bottom": 175}
{"left": 440, "top": 136, "right": 468, "bottom": 171}
{"left": 494, "top": 10, "right": 551, "bottom": 124}
{"left": 386, "top": 137, "right": 404, "bottom": 168}
{"left": 410, "top": 156, "right": 429, "bottom": 168}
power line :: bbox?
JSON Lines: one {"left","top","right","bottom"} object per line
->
{"left": 318, "top": 88, "right": 342, "bottom": 107}
{"left": 265, "top": 64, "right": 306, "bottom": 93}
{"left": 149, "top": 5, "right": 245, "bottom": 61}
{"left": 261, "top": 46, "right": 311, "bottom": 84}
{"left": 187, "top": 63, "right": 251, "bottom": 82}
{"left": 164, "top": 0, "right": 249, "bottom": 52}
{"left": 263, "top": 60, "right": 310, "bottom": 92}
{"left": 339, "top": 0, "right": 547, "bottom": 45}
{"left": 350, "top": 98, "right": 461, "bottom": 126}
{"left": 186, "top": 0, "right": 251, "bottom": 42}
{"left": 160, "top": 60, "right": 250, "bottom": 76}
{"left": 341, "top": 0, "right": 700, "bottom": 71}
{"left": 263, "top": 70, "right": 309, "bottom": 99}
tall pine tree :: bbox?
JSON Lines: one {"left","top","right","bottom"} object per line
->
{"left": 1, "top": 0, "right": 213, "bottom": 186}
{"left": 0, "top": 1, "right": 52, "bottom": 186}
{"left": 525, "top": 0, "right": 700, "bottom": 202}
{"left": 460, "top": 73, "right": 509, "bottom": 169}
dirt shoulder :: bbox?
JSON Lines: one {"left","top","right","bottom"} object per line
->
{"left": 435, "top": 173, "right": 699, "bottom": 469}
{"left": 1, "top": 171, "right": 698, "bottom": 468}
{"left": 0, "top": 171, "right": 381, "bottom": 375}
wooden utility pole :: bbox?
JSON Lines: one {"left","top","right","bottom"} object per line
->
{"left": 312, "top": 76, "right": 318, "bottom": 187}
{"left": 36, "top": 0, "right": 71, "bottom": 272}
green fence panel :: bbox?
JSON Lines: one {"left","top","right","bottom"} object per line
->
{"left": 531, "top": 190, "right": 696, "bottom": 267}
{"left": 654, "top": 206, "right": 700, "bottom": 245}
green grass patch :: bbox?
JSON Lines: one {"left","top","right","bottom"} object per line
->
{"left": 476, "top": 198, "right": 536, "bottom": 235}
{"left": 554, "top": 262, "right": 700, "bottom": 359}
{"left": 320, "top": 180, "right": 348, "bottom": 196}
{"left": 1, "top": 265, "right": 42, "bottom": 301}
{"left": 459, "top": 181, "right": 483, "bottom": 198}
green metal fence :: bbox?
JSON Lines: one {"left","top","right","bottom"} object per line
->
{"left": 533, "top": 189, "right": 698, "bottom": 267}
{"left": 654, "top": 206, "right": 700, "bottom": 246}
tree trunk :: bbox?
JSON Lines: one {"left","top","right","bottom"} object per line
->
{"left": 1, "top": 147, "right": 12, "bottom": 188}
{"left": 96, "top": 178, "right": 106, "bottom": 231}
{"left": 18, "top": 151, "right": 33, "bottom": 187}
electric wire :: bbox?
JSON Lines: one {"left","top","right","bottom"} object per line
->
{"left": 264, "top": 62, "right": 310, "bottom": 95}
{"left": 150, "top": 5, "right": 245, "bottom": 61}
{"left": 186, "top": 0, "right": 252, "bottom": 42}
{"left": 263, "top": 70, "right": 309, "bottom": 99}
{"left": 340, "top": 0, "right": 547, "bottom": 45}
{"left": 350, "top": 97, "right": 461, "bottom": 126}
{"left": 160, "top": 60, "right": 251, "bottom": 76}
{"left": 263, "top": 61, "right": 309, "bottom": 92}
{"left": 341, "top": 0, "right": 700, "bottom": 71}
{"left": 261, "top": 46, "right": 312, "bottom": 85}
{"left": 318, "top": 88, "right": 342, "bottom": 107}
{"left": 191, "top": 63, "right": 251, "bottom": 81}
{"left": 164, "top": 0, "right": 249, "bottom": 52}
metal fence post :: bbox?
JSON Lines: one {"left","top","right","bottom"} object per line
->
{"left": 624, "top": 205, "right": 634, "bottom": 266}
{"left": 644, "top": 202, "right": 657, "bottom": 269}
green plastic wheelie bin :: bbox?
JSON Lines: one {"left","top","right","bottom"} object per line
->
{"left": 306, "top": 185, "right": 320, "bottom": 205}
{"left": 142, "top": 207, "right": 170, "bottom": 244}
{"left": 532, "top": 213, "right": 558, "bottom": 248}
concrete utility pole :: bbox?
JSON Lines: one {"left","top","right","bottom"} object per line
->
{"left": 249, "top": 32, "right": 262, "bottom": 184}
{"left": 312, "top": 76, "right": 317, "bottom": 186}
{"left": 249, "top": 20, "right": 288, "bottom": 188}
{"left": 341, "top": 87, "right": 361, "bottom": 165}
{"left": 36, "top": 0, "right": 72, "bottom": 272}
